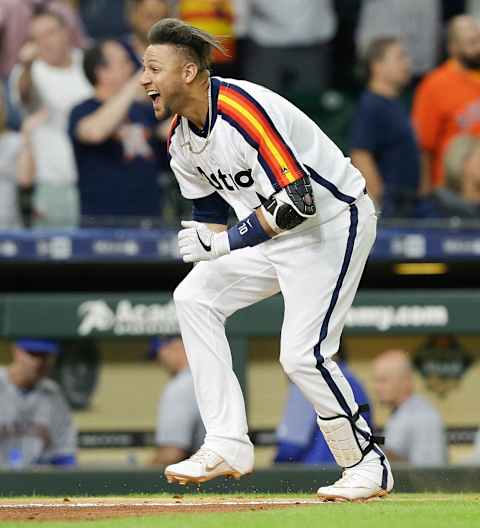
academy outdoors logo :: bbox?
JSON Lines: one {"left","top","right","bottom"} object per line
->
{"left": 77, "top": 300, "right": 179, "bottom": 336}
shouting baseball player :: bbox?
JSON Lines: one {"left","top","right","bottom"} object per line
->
{"left": 141, "top": 18, "right": 394, "bottom": 501}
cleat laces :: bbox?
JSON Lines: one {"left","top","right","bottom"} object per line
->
{"left": 189, "top": 448, "right": 222, "bottom": 468}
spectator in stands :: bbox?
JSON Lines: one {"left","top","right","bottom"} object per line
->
{"left": 9, "top": 8, "right": 92, "bottom": 227}
{"left": 174, "top": 0, "right": 238, "bottom": 78}
{"left": 0, "top": 339, "right": 77, "bottom": 468}
{"left": 0, "top": 85, "right": 23, "bottom": 229}
{"left": 412, "top": 15, "right": 480, "bottom": 191}
{"left": 124, "top": 0, "right": 170, "bottom": 66}
{"left": 428, "top": 133, "right": 480, "bottom": 217}
{"left": 243, "top": 0, "right": 337, "bottom": 95}
{"left": 69, "top": 40, "right": 165, "bottom": 227}
{"left": 149, "top": 337, "right": 205, "bottom": 466}
{"left": 373, "top": 349, "right": 447, "bottom": 466}
{"left": 350, "top": 37, "right": 421, "bottom": 217}
{"left": 78, "top": 0, "right": 130, "bottom": 41}
{"left": 445, "top": 135, "right": 480, "bottom": 204}
{"left": 356, "top": 0, "right": 441, "bottom": 81}
{"left": 0, "top": 0, "right": 88, "bottom": 80}
{"left": 274, "top": 341, "right": 373, "bottom": 464}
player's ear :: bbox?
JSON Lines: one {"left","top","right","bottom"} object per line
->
{"left": 183, "top": 62, "right": 199, "bottom": 84}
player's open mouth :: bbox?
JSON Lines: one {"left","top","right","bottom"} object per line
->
{"left": 147, "top": 90, "right": 161, "bottom": 104}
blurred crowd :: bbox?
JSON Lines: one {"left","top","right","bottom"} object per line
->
{"left": 1, "top": 0, "right": 480, "bottom": 229}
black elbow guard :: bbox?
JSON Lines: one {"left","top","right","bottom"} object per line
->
{"left": 262, "top": 175, "right": 316, "bottom": 231}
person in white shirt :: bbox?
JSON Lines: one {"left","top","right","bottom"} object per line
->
{"left": 373, "top": 349, "right": 447, "bottom": 466}
{"left": 356, "top": 0, "right": 441, "bottom": 80}
{"left": 10, "top": 8, "right": 92, "bottom": 227}
{"left": 140, "top": 18, "right": 394, "bottom": 502}
{"left": 242, "top": 0, "right": 337, "bottom": 95}
{"left": 0, "top": 84, "right": 22, "bottom": 229}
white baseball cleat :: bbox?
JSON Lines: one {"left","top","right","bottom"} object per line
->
{"left": 164, "top": 447, "right": 252, "bottom": 485}
{"left": 317, "top": 457, "right": 394, "bottom": 502}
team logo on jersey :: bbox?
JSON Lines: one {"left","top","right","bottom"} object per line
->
{"left": 196, "top": 166, "right": 254, "bottom": 192}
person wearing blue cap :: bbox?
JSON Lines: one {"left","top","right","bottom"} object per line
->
{"left": 149, "top": 336, "right": 205, "bottom": 467}
{"left": 0, "top": 339, "right": 77, "bottom": 468}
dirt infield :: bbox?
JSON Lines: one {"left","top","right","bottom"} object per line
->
{"left": 0, "top": 497, "right": 325, "bottom": 521}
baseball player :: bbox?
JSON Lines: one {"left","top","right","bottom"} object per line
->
{"left": 0, "top": 340, "right": 76, "bottom": 468}
{"left": 141, "top": 18, "right": 394, "bottom": 501}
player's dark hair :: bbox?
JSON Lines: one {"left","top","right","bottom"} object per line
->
{"left": 148, "top": 18, "right": 225, "bottom": 71}
{"left": 362, "top": 36, "right": 401, "bottom": 80}
{"left": 83, "top": 40, "right": 135, "bottom": 86}
{"left": 83, "top": 42, "right": 108, "bottom": 86}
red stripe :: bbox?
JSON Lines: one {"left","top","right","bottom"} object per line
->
{"left": 221, "top": 87, "right": 303, "bottom": 180}
{"left": 219, "top": 98, "right": 290, "bottom": 186}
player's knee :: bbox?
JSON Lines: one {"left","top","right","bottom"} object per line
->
{"left": 279, "top": 351, "right": 306, "bottom": 375}
{"left": 173, "top": 276, "right": 209, "bottom": 315}
{"left": 173, "top": 279, "right": 196, "bottom": 310}
{"left": 279, "top": 339, "right": 319, "bottom": 374}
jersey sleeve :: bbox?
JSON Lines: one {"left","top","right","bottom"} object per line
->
{"left": 68, "top": 100, "right": 98, "bottom": 142}
{"left": 412, "top": 75, "right": 443, "bottom": 152}
{"left": 192, "top": 192, "right": 230, "bottom": 224}
{"left": 217, "top": 83, "right": 310, "bottom": 194}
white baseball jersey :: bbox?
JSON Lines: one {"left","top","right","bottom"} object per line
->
{"left": 168, "top": 77, "right": 366, "bottom": 225}
{"left": 0, "top": 368, "right": 76, "bottom": 467}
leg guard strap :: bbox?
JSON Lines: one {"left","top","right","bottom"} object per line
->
{"left": 317, "top": 404, "right": 382, "bottom": 469}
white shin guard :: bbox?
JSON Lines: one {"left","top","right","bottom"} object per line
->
{"left": 317, "top": 408, "right": 381, "bottom": 469}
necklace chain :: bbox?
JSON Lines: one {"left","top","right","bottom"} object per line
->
{"left": 181, "top": 81, "right": 212, "bottom": 155}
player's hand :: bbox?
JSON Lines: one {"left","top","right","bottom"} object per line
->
{"left": 178, "top": 221, "right": 230, "bottom": 263}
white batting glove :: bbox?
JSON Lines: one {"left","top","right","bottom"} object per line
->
{"left": 178, "top": 221, "right": 231, "bottom": 263}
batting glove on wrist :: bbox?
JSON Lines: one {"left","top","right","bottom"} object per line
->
{"left": 178, "top": 221, "right": 231, "bottom": 263}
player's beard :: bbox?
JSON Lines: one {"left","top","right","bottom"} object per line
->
{"left": 458, "top": 52, "right": 480, "bottom": 70}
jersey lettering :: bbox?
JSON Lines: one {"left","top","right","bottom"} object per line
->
{"left": 197, "top": 166, "right": 254, "bottom": 192}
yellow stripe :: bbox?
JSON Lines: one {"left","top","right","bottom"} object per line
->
{"left": 219, "top": 93, "right": 297, "bottom": 183}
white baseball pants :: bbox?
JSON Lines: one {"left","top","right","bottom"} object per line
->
{"left": 174, "top": 193, "right": 377, "bottom": 472}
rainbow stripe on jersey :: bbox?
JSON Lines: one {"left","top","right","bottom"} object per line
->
{"left": 218, "top": 83, "right": 305, "bottom": 189}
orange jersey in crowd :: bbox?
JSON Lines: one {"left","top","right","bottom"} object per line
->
{"left": 178, "top": 0, "right": 236, "bottom": 64}
{"left": 412, "top": 60, "right": 480, "bottom": 187}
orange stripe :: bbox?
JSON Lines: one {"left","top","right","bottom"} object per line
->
{"left": 221, "top": 87, "right": 301, "bottom": 171}
{"left": 221, "top": 87, "right": 303, "bottom": 182}
{"left": 219, "top": 98, "right": 290, "bottom": 186}
{"left": 167, "top": 114, "right": 179, "bottom": 150}
{"left": 180, "top": 10, "right": 235, "bottom": 24}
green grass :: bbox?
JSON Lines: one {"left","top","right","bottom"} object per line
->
{"left": 1, "top": 494, "right": 479, "bottom": 528}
